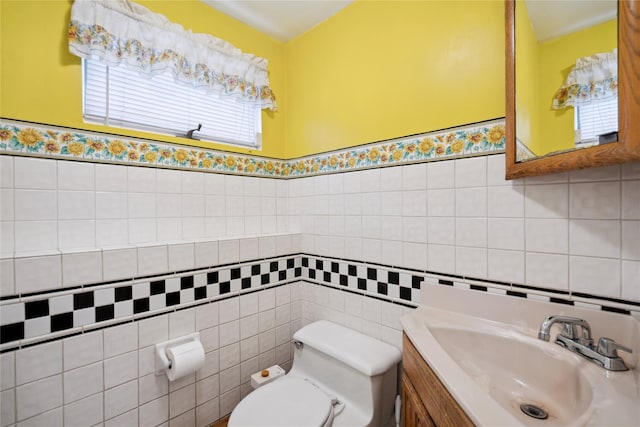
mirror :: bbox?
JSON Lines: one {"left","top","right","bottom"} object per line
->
{"left": 516, "top": 0, "right": 617, "bottom": 161}
{"left": 505, "top": 0, "right": 640, "bottom": 179}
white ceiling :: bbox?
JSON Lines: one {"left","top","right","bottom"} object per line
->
{"left": 202, "top": 1, "right": 617, "bottom": 44}
{"left": 525, "top": 0, "right": 617, "bottom": 41}
{"left": 202, "top": 0, "right": 355, "bottom": 42}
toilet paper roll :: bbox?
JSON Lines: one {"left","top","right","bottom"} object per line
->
{"left": 165, "top": 340, "right": 205, "bottom": 381}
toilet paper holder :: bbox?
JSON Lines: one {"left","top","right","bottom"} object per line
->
{"left": 154, "top": 332, "right": 201, "bottom": 376}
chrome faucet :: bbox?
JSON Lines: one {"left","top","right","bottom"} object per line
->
{"left": 538, "top": 315, "right": 592, "bottom": 344}
{"left": 538, "top": 315, "right": 632, "bottom": 371}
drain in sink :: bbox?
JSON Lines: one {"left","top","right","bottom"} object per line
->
{"left": 520, "top": 403, "right": 548, "bottom": 420}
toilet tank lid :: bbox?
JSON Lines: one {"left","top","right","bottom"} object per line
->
{"left": 293, "top": 320, "right": 401, "bottom": 376}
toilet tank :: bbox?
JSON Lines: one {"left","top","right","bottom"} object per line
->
{"left": 290, "top": 321, "right": 401, "bottom": 427}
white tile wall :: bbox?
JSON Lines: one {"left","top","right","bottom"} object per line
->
{"left": 1, "top": 388, "right": 16, "bottom": 427}
{"left": 104, "top": 352, "right": 138, "bottom": 389}
{"left": 622, "top": 260, "right": 640, "bottom": 300}
{"left": 298, "top": 282, "right": 406, "bottom": 350}
{"left": 295, "top": 155, "right": 640, "bottom": 301}
{"left": 64, "top": 393, "right": 103, "bottom": 427}
{"left": 14, "top": 190, "right": 57, "bottom": 221}
{"left": 14, "top": 221, "right": 57, "bottom": 254}
{"left": 3, "top": 150, "right": 639, "bottom": 427}
{"left": 622, "top": 180, "right": 640, "bottom": 219}
{"left": 63, "top": 330, "right": 103, "bottom": 371}
{"left": 13, "top": 158, "right": 56, "bottom": 190}
{"left": 103, "top": 248, "right": 138, "bottom": 282}
{"left": 63, "top": 362, "right": 103, "bottom": 403}
{"left": 15, "top": 375, "right": 63, "bottom": 421}
{"left": 15, "top": 341, "right": 62, "bottom": 386}
{"left": 1, "top": 282, "right": 301, "bottom": 427}
{"left": 14, "top": 255, "right": 62, "bottom": 294}
{"left": 1, "top": 189, "right": 13, "bottom": 226}
{"left": 525, "top": 183, "right": 569, "bottom": 218}
{"left": 62, "top": 250, "right": 102, "bottom": 286}
{"left": 105, "top": 380, "right": 138, "bottom": 420}
{"left": 525, "top": 219, "right": 568, "bottom": 254}
{"left": 1, "top": 157, "right": 289, "bottom": 264}
{"left": 488, "top": 248, "right": 525, "bottom": 284}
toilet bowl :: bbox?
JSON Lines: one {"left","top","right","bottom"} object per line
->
{"left": 228, "top": 320, "right": 402, "bottom": 427}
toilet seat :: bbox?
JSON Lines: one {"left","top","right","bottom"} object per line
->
{"left": 228, "top": 376, "right": 334, "bottom": 427}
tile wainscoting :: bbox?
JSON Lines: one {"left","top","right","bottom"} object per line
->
{"left": 0, "top": 281, "right": 303, "bottom": 427}
{"left": 4, "top": 250, "right": 637, "bottom": 351}
{"left": 2, "top": 151, "right": 638, "bottom": 304}
{"left": 0, "top": 248, "right": 422, "bottom": 427}
{"left": 2, "top": 117, "right": 637, "bottom": 306}
{"left": 1, "top": 117, "right": 640, "bottom": 427}
{"left": 292, "top": 154, "right": 640, "bottom": 303}
{"left": 0, "top": 254, "right": 303, "bottom": 347}
{"left": 2, "top": 248, "right": 638, "bottom": 426}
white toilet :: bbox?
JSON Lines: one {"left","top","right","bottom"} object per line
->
{"left": 228, "top": 320, "right": 402, "bottom": 427}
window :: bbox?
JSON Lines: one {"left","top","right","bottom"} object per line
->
{"left": 574, "top": 97, "right": 618, "bottom": 144}
{"left": 83, "top": 59, "right": 262, "bottom": 148}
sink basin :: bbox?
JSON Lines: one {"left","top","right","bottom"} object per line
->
{"left": 429, "top": 327, "right": 593, "bottom": 426}
{"left": 401, "top": 285, "right": 640, "bottom": 427}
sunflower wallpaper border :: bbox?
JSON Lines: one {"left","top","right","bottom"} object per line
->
{"left": 0, "top": 118, "right": 505, "bottom": 178}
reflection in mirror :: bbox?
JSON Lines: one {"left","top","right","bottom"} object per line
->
{"left": 515, "top": 0, "right": 617, "bottom": 162}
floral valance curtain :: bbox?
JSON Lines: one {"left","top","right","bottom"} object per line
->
{"left": 68, "top": 0, "right": 276, "bottom": 110}
{"left": 552, "top": 49, "right": 617, "bottom": 109}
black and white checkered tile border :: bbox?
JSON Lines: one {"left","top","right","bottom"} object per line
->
{"left": 427, "top": 276, "right": 640, "bottom": 316}
{"left": 299, "top": 254, "right": 640, "bottom": 317}
{"left": 2, "top": 252, "right": 639, "bottom": 351}
{"left": 300, "top": 255, "right": 423, "bottom": 305}
{"left": 0, "top": 256, "right": 302, "bottom": 349}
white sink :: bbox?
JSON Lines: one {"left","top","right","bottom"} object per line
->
{"left": 401, "top": 286, "right": 640, "bottom": 426}
{"left": 430, "top": 327, "right": 593, "bottom": 426}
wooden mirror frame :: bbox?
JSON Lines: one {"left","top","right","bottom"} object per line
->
{"left": 505, "top": 0, "right": 640, "bottom": 179}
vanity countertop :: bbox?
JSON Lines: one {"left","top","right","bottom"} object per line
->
{"left": 401, "top": 285, "right": 640, "bottom": 427}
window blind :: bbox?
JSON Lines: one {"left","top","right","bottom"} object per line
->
{"left": 575, "top": 97, "right": 618, "bottom": 143}
{"left": 83, "top": 59, "right": 262, "bottom": 148}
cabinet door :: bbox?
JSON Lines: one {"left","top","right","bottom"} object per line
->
{"left": 402, "top": 374, "right": 436, "bottom": 427}
{"left": 402, "top": 334, "right": 474, "bottom": 427}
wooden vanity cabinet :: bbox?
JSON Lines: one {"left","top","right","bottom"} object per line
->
{"left": 401, "top": 333, "right": 474, "bottom": 427}
{"left": 402, "top": 373, "right": 436, "bottom": 427}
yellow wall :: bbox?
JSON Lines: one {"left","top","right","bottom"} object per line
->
{"left": 535, "top": 19, "right": 616, "bottom": 156}
{"left": 515, "top": 0, "right": 540, "bottom": 154}
{"left": 0, "top": 0, "right": 287, "bottom": 158}
{"left": 284, "top": 0, "right": 505, "bottom": 158}
{"left": 1, "top": 0, "right": 506, "bottom": 160}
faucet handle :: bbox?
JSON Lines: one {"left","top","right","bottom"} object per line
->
{"left": 561, "top": 323, "right": 578, "bottom": 339}
{"left": 597, "top": 337, "right": 632, "bottom": 358}
{"left": 560, "top": 321, "right": 593, "bottom": 346}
